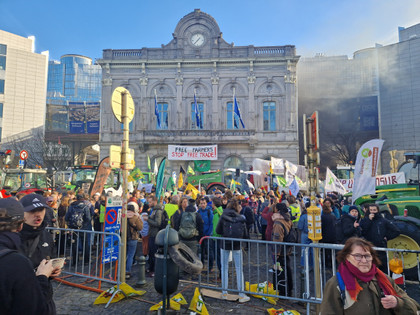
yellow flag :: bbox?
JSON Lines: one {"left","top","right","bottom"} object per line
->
{"left": 94, "top": 283, "right": 146, "bottom": 305}
{"left": 245, "top": 281, "right": 278, "bottom": 305}
{"left": 149, "top": 292, "right": 187, "bottom": 311}
{"left": 185, "top": 183, "right": 199, "bottom": 199}
{"left": 178, "top": 172, "right": 184, "bottom": 189}
{"left": 188, "top": 288, "right": 209, "bottom": 315}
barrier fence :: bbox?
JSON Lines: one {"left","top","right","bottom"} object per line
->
{"left": 46, "top": 227, "right": 123, "bottom": 307}
{"left": 198, "top": 236, "right": 420, "bottom": 315}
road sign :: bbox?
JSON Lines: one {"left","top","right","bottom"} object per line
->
{"left": 111, "top": 87, "right": 135, "bottom": 123}
{"left": 19, "top": 159, "right": 25, "bottom": 168}
{"left": 103, "top": 196, "right": 122, "bottom": 264}
{"left": 19, "top": 150, "right": 28, "bottom": 160}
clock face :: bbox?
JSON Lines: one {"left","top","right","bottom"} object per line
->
{"left": 191, "top": 33, "right": 205, "bottom": 47}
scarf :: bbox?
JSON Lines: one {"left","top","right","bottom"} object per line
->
{"left": 338, "top": 260, "right": 399, "bottom": 301}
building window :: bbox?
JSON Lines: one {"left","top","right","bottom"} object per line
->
{"left": 227, "top": 102, "right": 241, "bottom": 129}
{"left": 0, "top": 103, "right": 3, "bottom": 118}
{"left": 0, "top": 80, "right": 4, "bottom": 94}
{"left": 0, "top": 44, "right": 6, "bottom": 55}
{"left": 0, "top": 56, "right": 5, "bottom": 70}
{"left": 156, "top": 103, "right": 169, "bottom": 129}
{"left": 191, "top": 102, "right": 204, "bottom": 129}
{"left": 263, "top": 101, "right": 276, "bottom": 131}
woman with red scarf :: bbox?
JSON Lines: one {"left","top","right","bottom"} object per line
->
{"left": 320, "top": 237, "right": 419, "bottom": 314}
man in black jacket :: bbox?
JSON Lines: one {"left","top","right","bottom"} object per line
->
{"left": 360, "top": 203, "right": 400, "bottom": 273}
{"left": 0, "top": 198, "right": 57, "bottom": 315}
{"left": 20, "top": 193, "right": 61, "bottom": 314}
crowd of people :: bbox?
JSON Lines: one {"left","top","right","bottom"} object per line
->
{"left": 0, "top": 184, "right": 418, "bottom": 314}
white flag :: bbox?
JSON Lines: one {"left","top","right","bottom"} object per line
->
{"left": 154, "top": 159, "right": 158, "bottom": 175}
{"left": 352, "top": 139, "right": 385, "bottom": 204}
{"left": 325, "top": 167, "right": 348, "bottom": 195}
{"left": 271, "top": 157, "right": 284, "bottom": 173}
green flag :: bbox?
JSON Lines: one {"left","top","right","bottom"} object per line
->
{"left": 130, "top": 167, "right": 144, "bottom": 181}
{"left": 194, "top": 160, "right": 211, "bottom": 172}
{"left": 166, "top": 176, "right": 174, "bottom": 191}
{"left": 147, "top": 155, "right": 151, "bottom": 170}
{"left": 156, "top": 158, "right": 166, "bottom": 201}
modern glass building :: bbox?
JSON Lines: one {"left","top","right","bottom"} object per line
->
{"left": 46, "top": 54, "right": 101, "bottom": 134}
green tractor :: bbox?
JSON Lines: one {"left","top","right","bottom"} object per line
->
{"left": 187, "top": 170, "right": 227, "bottom": 194}
{"left": 353, "top": 165, "right": 420, "bottom": 279}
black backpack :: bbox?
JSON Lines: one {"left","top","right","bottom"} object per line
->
{"left": 67, "top": 205, "right": 86, "bottom": 229}
{"left": 223, "top": 215, "right": 246, "bottom": 239}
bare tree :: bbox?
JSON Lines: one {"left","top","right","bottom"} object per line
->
{"left": 1, "top": 127, "right": 71, "bottom": 171}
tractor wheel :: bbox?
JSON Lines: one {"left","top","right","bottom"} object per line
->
{"left": 206, "top": 184, "right": 226, "bottom": 195}
{"left": 387, "top": 220, "right": 420, "bottom": 280}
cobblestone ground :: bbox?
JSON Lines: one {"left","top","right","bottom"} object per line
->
{"left": 52, "top": 232, "right": 420, "bottom": 315}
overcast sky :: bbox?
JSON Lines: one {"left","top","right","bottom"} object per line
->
{"left": 1, "top": 0, "right": 419, "bottom": 61}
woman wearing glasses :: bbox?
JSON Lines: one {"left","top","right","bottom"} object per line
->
{"left": 320, "top": 237, "right": 419, "bottom": 314}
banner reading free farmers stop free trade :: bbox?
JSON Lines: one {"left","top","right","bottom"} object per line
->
{"left": 168, "top": 145, "right": 217, "bottom": 161}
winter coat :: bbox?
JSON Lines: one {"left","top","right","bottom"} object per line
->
{"left": 19, "top": 221, "right": 54, "bottom": 268}
{"left": 65, "top": 200, "right": 93, "bottom": 231}
{"left": 261, "top": 205, "right": 274, "bottom": 241}
{"left": 127, "top": 212, "right": 143, "bottom": 241}
{"left": 320, "top": 274, "right": 420, "bottom": 315}
{"left": 0, "top": 231, "right": 53, "bottom": 315}
{"left": 321, "top": 211, "right": 337, "bottom": 244}
{"left": 148, "top": 205, "right": 164, "bottom": 238}
{"left": 341, "top": 213, "right": 362, "bottom": 244}
{"left": 212, "top": 206, "right": 223, "bottom": 237}
{"left": 297, "top": 213, "right": 311, "bottom": 245}
{"left": 240, "top": 205, "right": 255, "bottom": 228}
{"left": 271, "top": 212, "right": 293, "bottom": 242}
{"left": 216, "top": 208, "right": 248, "bottom": 250}
{"left": 360, "top": 211, "right": 400, "bottom": 248}
{"left": 197, "top": 206, "right": 213, "bottom": 236}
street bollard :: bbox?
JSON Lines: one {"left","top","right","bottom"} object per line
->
{"left": 135, "top": 255, "right": 147, "bottom": 287}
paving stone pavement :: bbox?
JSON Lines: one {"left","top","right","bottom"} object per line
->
{"left": 52, "top": 273, "right": 306, "bottom": 315}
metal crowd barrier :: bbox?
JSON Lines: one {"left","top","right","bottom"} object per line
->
{"left": 46, "top": 227, "right": 123, "bottom": 308}
{"left": 197, "top": 236, "right": 420, "bottom": 315}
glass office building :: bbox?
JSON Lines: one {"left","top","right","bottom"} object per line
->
{"left": 46, "top": 55, "right": 101, "bottom": 133}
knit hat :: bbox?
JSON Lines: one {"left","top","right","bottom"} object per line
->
{"left": 349, "top": 205, "right": 359, "bottom": 212}
{"left": 127, "top": 201, "right": 139, "bottom": 213}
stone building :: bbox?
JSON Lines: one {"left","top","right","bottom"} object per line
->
{"left": 97, "top": 9, "right": 299, "bottom": 175}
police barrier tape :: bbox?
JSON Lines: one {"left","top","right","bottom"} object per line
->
{"left": 197, "top": 236, "right": 420, "bottom": 315}
{"left": 46, "top": 227, "right": 123, "bottom": 308}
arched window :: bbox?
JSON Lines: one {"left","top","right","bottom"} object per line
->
{"left": 156, "top": 102, "right": 169, "bottom": 129}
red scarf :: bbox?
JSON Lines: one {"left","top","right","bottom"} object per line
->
{"left": 338, "top": 260, "right": 399, "bottom": 301}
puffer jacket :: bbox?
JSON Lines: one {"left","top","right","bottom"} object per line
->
{"left": 360, "top": 211, "right": 400, "bottom": 248}
{"left": 320, "top": 274, "right": 420, "bottom": 315}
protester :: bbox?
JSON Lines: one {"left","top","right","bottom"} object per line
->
{"left": 211, "top": 197, "right": 224, "bottom": 277}
{"left": 339, "top": 205, "right": 362, "bottom": 244}
{"left": 65, "top": 193, "right": 94, "bottom": 265}
{"left": 297, "top": 203, "right": 313, "bottom": 268}
{"left": 126, "top": 201, "right": 143, "bottom": 279}
{"left": 321, "top": 198, "right": 337, "bottom": 267}
{"left": 19, "top": 194, "right": 61, "bottom": 314}
{"left": 216, "top": 198, "right": 250, "bottom": 303}
{"left": 320, "top": 237, "right": 419, "bottom": 314}
{"left": 0, "top": 198, "right": 59, "bottom": 315}
{"left": 139, "top": 202, "right": 149, "bottom": 258}
{"left": 174, "top": 204, "right": 203, "bottom": 256}
{"left": 197, "top": 197, "right": 214, "bottom": 270}
{"left": 146, "top": 196, "right": 166, "bottom": 277}
{"left": 360, "top": 204, "right": 400, "bottom": 273}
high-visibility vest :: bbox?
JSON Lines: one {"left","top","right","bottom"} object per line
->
{"left": 290, "top": 204, "right": 301, "bottom": 223}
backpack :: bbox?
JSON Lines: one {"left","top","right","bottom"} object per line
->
{"left": 178, "top": 212, "right": 198, "bottom": 239}
{"left": 272, "top": 220, "right": 297, "bottom": 243}
{"left": 67, "top": 205, "right": 85, "bottom": 229}
{"left": 335, "top": 218, "right": 345, "bottom": 244}
{"left": 222, "top": 215, "right": 246, "bottom": 239}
